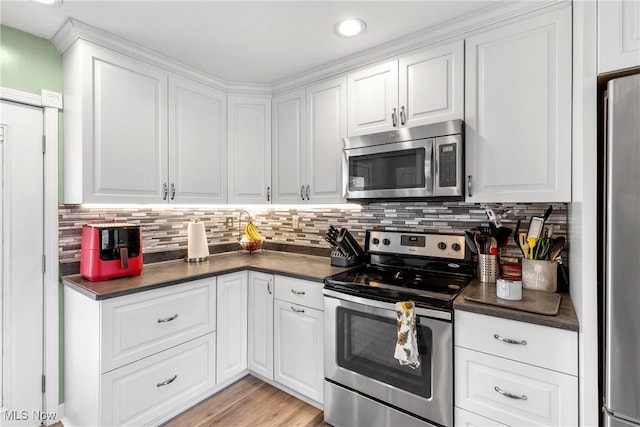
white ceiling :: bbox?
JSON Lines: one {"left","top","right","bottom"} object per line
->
{"left": 0, "top": 0, "right": 501, "bottom": 85}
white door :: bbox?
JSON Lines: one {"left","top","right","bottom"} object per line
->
{"left": 464, "top": 7, "right": 572, "bottom": 202}
{"left": 398, "top": 40, "right": 464, "bottom": 128}
{"left": 306, "top": 76, "right": 347, "bottom": 204}
{"left": 347, "top": 61, "right": 398, "bottom": 136}
{"left": 168, "top": 76, "right": 227, "bottom": 204}
{"left": 271, "top": 90, "right": 305, "bottom": 204}
{"left": 216, "top": 272, "right": 248, "bottom": 384}
{"left": 273, "top": 299, "right": 323, "bottom": 403}
{"left": 227, "top": 96, "right": 272, "bottom": 204}
{"left": 0, "top": 101, "right": 44, "bottom": 426}
{"left": 247, "top": 272, "right": 273, "bottom": 380}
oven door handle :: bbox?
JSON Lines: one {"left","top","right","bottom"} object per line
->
{"left": 323, "top": 288, "right": 451, "bottom": 321}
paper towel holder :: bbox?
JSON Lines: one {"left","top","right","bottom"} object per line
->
{"left": 185, "top": 218, "right": 210, "bottom": 263}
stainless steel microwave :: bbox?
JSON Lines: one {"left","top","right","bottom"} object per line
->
{"left": 342, "top": 120, "right": 464, "bottom": 201}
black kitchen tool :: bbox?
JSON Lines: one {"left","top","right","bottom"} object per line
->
{"left": 464, "top": 231, "right": 478, "bottom": 254}
{"left": 336, "top": 227, "right": 365, "bottom": 260}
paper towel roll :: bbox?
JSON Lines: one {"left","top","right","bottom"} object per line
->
{"left": 187, "top": 221, "right": 209, "bottom": 261}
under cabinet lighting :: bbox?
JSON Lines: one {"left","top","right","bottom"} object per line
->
{"left": 334, "top": 18, "right": 366, "bottom": 37}
{"left": 32, "top": 0, "right": 63, "bottom": 6}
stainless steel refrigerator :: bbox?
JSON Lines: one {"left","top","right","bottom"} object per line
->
{"left": 602, "top": 73, "right": 640, "bottom": 427}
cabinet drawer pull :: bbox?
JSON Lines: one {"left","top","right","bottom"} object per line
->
{"left": 290, "top": 306, "right": 305, "bottom": 313}
{"left": 493, "top": 333, "right": 527, "bottom": 345}
{"left": 494, "top": 386, "right": 527, "bottom": 400}
{"left": 391, "top": 107, "right": 398, "bottom": 127}
{"left": 291, "top": 289, "right": 306, "bottom": 295}
{"left": 157, "top": 374, "right": 178, "bottom": 387}
{"left": 158, "top": 314, "right": 179, "bottom": 323}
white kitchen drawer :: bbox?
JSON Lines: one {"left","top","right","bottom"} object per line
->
{"left": 274, "top": 275, "right": 324, "bottom": 310}
{"left": 101, "top": 278, "right": 216, "bottom": 372}
{"left": 455, "top": 310, "right": 577, "bottom": 375}
{"left": 455, "top": 406, "right": 508, "bottom": 427}
{"left": 455, "top": 347, "right": 578, "bottom": 427}
{"left": 101, "top": 332, "right": 216, "bottom": 427}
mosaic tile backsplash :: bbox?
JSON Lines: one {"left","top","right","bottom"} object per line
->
{"left": 59, "top": 202, "right": 568, "bottom": 266}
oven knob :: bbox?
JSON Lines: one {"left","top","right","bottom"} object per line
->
{"left": 372, "top": 238, "right": 380, "bottom": 245}
{"left": 452, "top": 242, "right": 461, "bottom": 251}
{"left": 383, "top": 238, "right": 391, "bottom": 246}
{"left": 438, "top": 242, "right": 447, "bottom": 250}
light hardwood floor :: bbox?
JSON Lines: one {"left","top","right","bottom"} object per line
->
{"left": 162, "top": 375, "right": 328, "bottom": 427}
{"left": 52, "top": 375, "right": 326, "bottom": 427}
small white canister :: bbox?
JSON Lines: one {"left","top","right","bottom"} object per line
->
{"left": 496, "top": 278, "right": 522, "bottom": 301}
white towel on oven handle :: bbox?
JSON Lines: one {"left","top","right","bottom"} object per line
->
{"left": 394, "top": 301, "right": 420, "bottom": 369}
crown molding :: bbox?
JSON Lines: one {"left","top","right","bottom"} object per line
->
{"left": 51, "top": 18, "right": 271, "bottom": 96}
{"left": 271, "top": 0, "right": 569, "bottom": 94}
{"left": 49, "top": 0, "right": 567, "bottom": 98}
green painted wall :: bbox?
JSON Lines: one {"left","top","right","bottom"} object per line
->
{"left": 0, "top": 24, "right": 65, "bottom": 404}
{"left": 0, "top": 25, "right": 62, "bottom": 94}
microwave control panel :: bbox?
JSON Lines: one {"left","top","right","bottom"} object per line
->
{"left": 438, "top": 144, "right": 458, "bottom": 187}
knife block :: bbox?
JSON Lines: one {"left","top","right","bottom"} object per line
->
{"left": 330, "top": 249, "right": 359, "bottom": 267}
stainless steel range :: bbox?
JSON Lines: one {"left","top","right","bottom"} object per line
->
{"left": 323, "top": 230, "right": 474, "bottom": 427}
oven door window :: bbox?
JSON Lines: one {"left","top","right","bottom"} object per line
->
{"left": 336, "top": 306, "right": 432, "bottom": 398}
{"left": 348, "top": 148, "right": 426, "bottom": 192}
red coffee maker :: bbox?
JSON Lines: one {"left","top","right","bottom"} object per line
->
{"left": 80, "top": 222, "right": 143, "bottom": 281}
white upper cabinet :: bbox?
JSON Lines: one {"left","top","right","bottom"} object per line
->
{"left": 63, "top": 41, "right": 168, "bottom": 204}
{"left": 398, "top": 42, "right": 464, "bottom": 129}
{"left": 347, "top": 40, "right": 464, "bottom": 136}
{"left": 228, "top": 95, "right": 272, "bottom": 204}
{"left": 272, "top": 89, "right": 305, "bottom": 204}
{"left": 62, "top": 40, "right": 228, "bottom": 204}
{"left": 598, "top": 0, "right": 640, "bottom": 74}
{"left": 305, "top": 76, "right": 347, "bottom": 203}
{"left": 168, "top": 76, "right": 227, "bottom": 204}
{"left": 272, "top": 76, "right": 346, "bottom": 204}
{"left": 465, "top": 7, "right": 572, "bottom": 203}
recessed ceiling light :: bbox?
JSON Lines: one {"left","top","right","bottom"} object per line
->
{"left": 334, "top": 18, "right": 367, "bottom": 38}
{"left": 32, "top": 0, "right": 63, "bottom": 6}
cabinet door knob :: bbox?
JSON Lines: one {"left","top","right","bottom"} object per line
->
{"left": 400, "top": 106, "right": 406, "bottom": 126}
{"left": 391, "top": 107, "right": 398, "bottom": 127}
{"left": 467, "top": 175, "right": 473, "bottom": 197}
{"left": 162, "top": 182, "right": 168, "bottom": 200}
{"left": 493, "top": 333, "right": 527, "bottom": 345}
{"left": 494, "top": 386, "right": 527, "bottom": 400}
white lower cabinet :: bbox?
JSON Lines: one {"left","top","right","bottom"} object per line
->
{"left": 63, "top": 278, "right": 217, "bottom": 427}
{"left": 273, "top": 277, "right": 324, "bottom": 404}
{"left": 101, "top": 333, "right": 216, "bottom": 426}
{"left": 454, "top": 311, "right": 578, "bottom": 427}
{"left": 216, "top": 271, "right": 249, "bottom": 384}
{"left": 248, "top": 271, "right": 274, "bottom": 380}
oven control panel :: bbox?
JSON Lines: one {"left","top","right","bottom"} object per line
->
{"left": 367, "top": 231, "right": 466, "bottom": 260}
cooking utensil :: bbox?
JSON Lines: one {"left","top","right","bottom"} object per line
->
{"left": 464, "top": 231, "right": 478, "bottom": 254}
{"left": 518, "top": 231, "right": 529, "bottom": 258}
{"left": 513, "top": 219, "right": 525, "bottom": 256}
{"left": 475, "top": 232, "right": 488, "bottom": 255}
{"left": 548, "top": 236, "right": 566, "bottom": 260}
{"left": 528, "top": 236, "right": 537, "bottom": 260}
{"left": 532, "top": 237, "right": 552, "bottom": 260}
{"left": 495, "top": 226, "right": 513, "bottom": 248}
{"left": 526, "top": 216, "right": 545, "bottom": 240}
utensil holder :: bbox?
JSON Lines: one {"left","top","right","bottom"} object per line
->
{"left": 478, "top": 254, "right": 498, "bottom": 283}
{"left": 522, "top": 259, "right": 557, "bottom": 292}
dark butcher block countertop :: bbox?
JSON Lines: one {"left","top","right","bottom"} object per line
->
{"left": 454, "top": 280, "right": 579, "bottom": 332}
{"left": 62, "top": 250, "right": 353, "bottom": 300}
